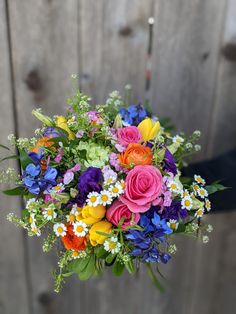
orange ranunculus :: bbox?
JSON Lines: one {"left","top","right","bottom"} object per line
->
{"left": 61, "top": 223, "right": 87, "bottom": 251}
{"left": 31, "top": 137, "right": 54, "bottom": 153}
{"left": 118, "top": 143, "right": 153, "bottom": 168}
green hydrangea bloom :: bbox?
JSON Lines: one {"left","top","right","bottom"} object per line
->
{"left": 78, "top": 141, "right": 110, "bottom": 168}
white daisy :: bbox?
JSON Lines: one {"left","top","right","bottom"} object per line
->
{"left": 73, "top": 221, "right": 88, "bottom": 237}
{"left": 53, "top": 223, "right": 67, "bottom": 237}
{"left": 120, "top": 179, "right": 125, "bottom": 190}
{"left": 181, "top": 196, "right": 193, "bottom": 210}
{"left": 172, "top": 135, "right": 184, "bottom": 144}
{"left": 104, "top": 236, "right": 121, "bottom": 254}
{"left": 50, "top": 183, "right": 65, "bottom": 194}
{"left": 181, "top": 189, "right": 190, "bottom": 198}
{"left": 26, "top": 198, "right": 38, "bottom": 212}
{"left": 86, "top": 191, "right": 100, "bottom": 207}
{"left": 43, "top": 205, "right": 57, "bottom": 220}
{"left": 197, "top": 187, "right": 208, "bottom": 199}
{"left": 167, "top": 219, "right": 179, "bottom": 230}
{"left": 195, "top": 208, "right": 205, "bottom": 218}
{"left": 205, "top": 199, "right": 211, "bottom": 212}
{"left": 66, "top": 206, "right": 81, "bottom": 223}
{"left": 31, "top": 223, "right": 41, "bottom": 237}
{"left": 168, "top": 180, "right": 181, "bottom": 194}
{"left": 109, "top": 183, "right": 123, "bottom": 197}
{"left": 194, "top": 175, "right": 206, "bottom": 185}
{"left": 99, "top": 190, "right": 112, "bottom": 206}
{"left": 28, "top": 213, "right": 36, "bottom": 225}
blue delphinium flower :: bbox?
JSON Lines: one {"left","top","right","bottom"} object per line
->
{"left": 22, "top": 152, "right": 57, "bottom": 195}
{"left": 119, "top": 104, "right": 149, "bottom": 126}
{"left": 126, "top": 212, "right": 172, "bottom": 263}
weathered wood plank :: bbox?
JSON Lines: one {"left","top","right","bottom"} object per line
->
{"left": 151, "top": 0, "right": 226, "bottom": 161}
{"left": 7, "top": 1, "right": 81, "bottom": 313}
{"left": 80, "top": 0, "right": 153, "bottom": 104}
{"left": 0, "top": 0, "right": 30, "bottom": 313}
{"left": 207, "top": 0, "right": 236, "bottom": 157}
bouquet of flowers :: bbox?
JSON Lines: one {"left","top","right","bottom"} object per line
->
{"left": 1, "top": 81, "right": 224, "bottom": 292}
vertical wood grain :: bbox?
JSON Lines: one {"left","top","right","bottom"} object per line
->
{"left": 79, "top": 0, "right": 154, "bottom": 104}
{"left": 208, "top": 0, "right": 236, "bottom": 157}
{"left": 0, "top": 0, "right": 30, "bottom": 313}
{"left": 151, "top": 0, "right": 226, "bottom": 161}
{"left": 7, "top": 1, "right": 81, "bottom": 313}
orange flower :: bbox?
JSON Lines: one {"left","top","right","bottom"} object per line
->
{"left": 31, "top": 137, "right": 54, "bottom": 153}
{"left": 61, "top": 223, "right": 87, "bottom": 251}
{"left": 118, "top": 143, "right": 153, "bottom": 168}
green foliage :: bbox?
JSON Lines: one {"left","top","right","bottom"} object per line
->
{"left": 2, "top": 186, "right": 27, "bottom": 196}
{"left": 125, "top": 259, "right": 136, "bottom": 274}
{"left": 205, "top": 182, "right": 228, "bottom": 195}
{"left": 145, "top": 263, "right": 165, "bottom": 293}
{"left": 113, "top": 259, "right": 125, "bottom": 277}
{"left": 19, "top": 149, "right": 32, "bottom": 169}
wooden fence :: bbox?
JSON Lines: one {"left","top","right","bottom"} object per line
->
{"left": 0, "top": 0, "right": 236, "bottom": 313}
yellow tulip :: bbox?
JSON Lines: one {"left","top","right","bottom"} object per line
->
{"left": 89, "top": 221, "right": 112, "bottom": 246}
{"left": 137, "top": 118, "right": 160, "bottom": 142}
{"left": 56, "top": 116, "right": 75, "bottom": 140}
{"left": 80, "top": 205, "right": 106, "bottom": 225}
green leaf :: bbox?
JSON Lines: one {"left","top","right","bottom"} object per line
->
{"left": 78, "top": 254, "right": 96, "bottom": 281}
{"left": 67, "top": 256, "right": 90, "bottom": 274}
{"left": 0, "top": 144, "right": 10, "bottom": 151}
{"left": 0, "top": 155, "right": 18, "bottom": 163}
{"left": 112, "top": 260, "right": 125, "bottom": 277}
{"left": 146, "top": 263, "right": 165, "bottom": 293}
{"left": 105, "top": 253, "right": 116, "bottom": 264}
{"left": 125, "top": 260, "right": 136, "bottom": 274}
{"left": 96, "top": 231, "right": 112, "bottom": 237}
{"left": 205, "top": 183, "right": 228, "bottom": 195}
{"left": 19, "top": 149, "right": 32, "bottom": 169}
{"left": 2, "top": 186, "right": 28, "bottom": 196}
{"left": 95, "top": 246, "right": 108, "bottom": 259}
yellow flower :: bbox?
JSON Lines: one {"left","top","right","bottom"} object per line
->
{"left": 80, "top": 205, "right": 106, "bottom": 225}
{"left": 137, "top": 118, "right": 160, "bottom": 142}
{"left": 56, "top": 116, "right": 75, "bottom": 140}
{"left": 89, "top": 221, "right": 112, "bottom": 246}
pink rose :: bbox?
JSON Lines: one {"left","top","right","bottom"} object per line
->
{"left": 117, "top": 126, "right": 141, "bottom": 147}
{"left": 106, "top": 199, "right": 140, "bottom": 229}
{"left": 120, "top": 165, "right": 163, "bottom": 213}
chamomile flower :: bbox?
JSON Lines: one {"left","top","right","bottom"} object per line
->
{"left": 66, "top": 206, "right": 81, "bottom": 223}
{"left": 104, "top": 236, "right": 121, "bottom": 254}
{"left": 167, "top": 219, "right": 179, "bottom": 230}
{"left": 43, "top": 205, "right": 57, "bottom": 220}
{"left": 26, "top": 198, "right": 40, "bottom": 212}
{"left": 205, "top": 199, "right": 211, "bottom": 211}
{"left": 71, "top": 250, "right": 87, "bottom": 259}
{"left": 181, "top": 189, "right": 190, "bottom": 198}
{"left": 194, "top": 175, "right": 206, "bottom": 185}
{"left": 109, "top": 182, "right": 124, "bottom": 197}
{"left": 168, "top": 180, "right": 181, "bottom": 194}
{"left": 197, "top": 187, "right": 208, "bottom": 199}
{"left": 31, "top": 223, "right": 41, "bottom": 237}
{"left": 192, "top": 183, "right": 200, "bottom": 195}
{"left": 172, "top": 135, "right": 184, "bottom": 144}
{"left": 120, "top": 179, "right": 125, "bottom": 190}
{"left": 195, "top": 208, "right": 204, "bottom": 218}
{"left": 54, "top": 223, "right": 67, "bottom": 237}
{"left": 86, "top": 192, "right": 100, "bottom": 207}
{"left": 28, "top": 213, "right": 36, "bottom": 225}
{"left": 99, "top": 190, "right": 112, "bottom": 206}
{"left": 50, "top": 183, "right": 65, "bottom": 194}
{"left": 181, "top": 196, "right": 193, "bottom": 210}
{"left": 73, "top": 221, "right": 88, "bottom": 237}
{"left": 103, "top": 170, "right": 117, "bottom": 185}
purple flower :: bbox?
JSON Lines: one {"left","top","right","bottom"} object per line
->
{"left": 119, "top": 104, "right": 148, "bottom": 126}
{"left": 163, "top": 149, "right": 177, "bottom": 175}
{"left": 161, "top": 200, "right": 188, "bottom": 221}
{"left": 55, "top": 148, "right": 63, "bottom": 163}
{"left": 76, "top": 167, "right": 103, "bottom": 206}
{"left": 43, "top": 127, "right": 62, "bottom": 138}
